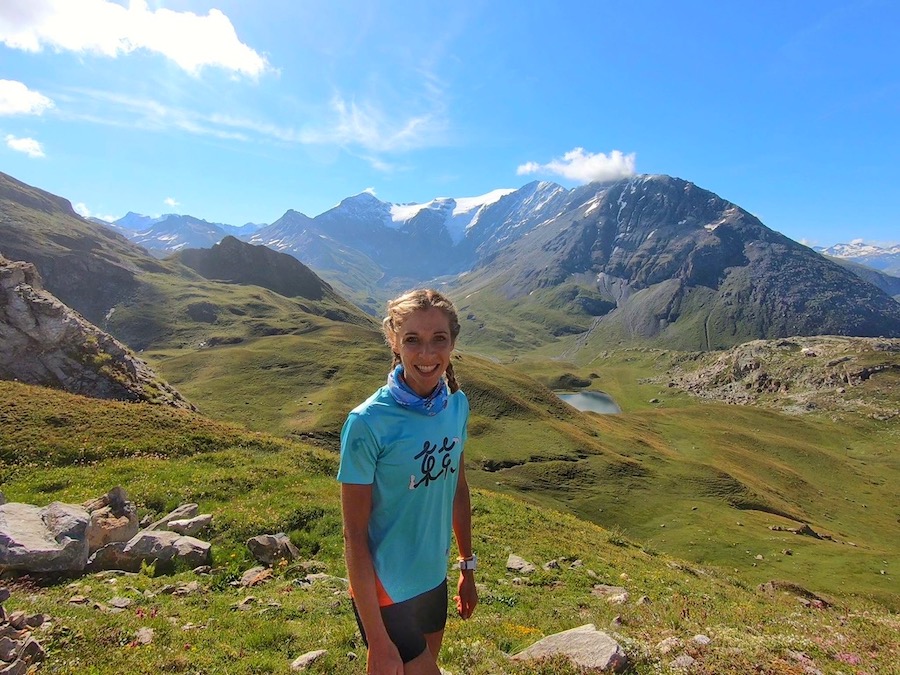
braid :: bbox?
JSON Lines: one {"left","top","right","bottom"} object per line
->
{"left": 445, "top": 361, "right": 460, "bottom": 393}
{"left": 389, "top": 351, "right": 401, "bottom": 374}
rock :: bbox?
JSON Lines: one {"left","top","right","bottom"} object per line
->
{"left": 133, "top": 627, "right": 154, "bottom": 645}
{"left": 168, "top": 515, "right": 212, "bottom": 537}
{"left": 510, "top": 624, "right": 627, "bottom": 672}
{"left": 18, "top": 636, "right": 45, "bottom": 663}
{"left": 143, "top": 504, "right": 199, "bottom": 532}
{"left": 84, "top": 542, "right": 128, "bottom": 572}
{"left": 87, "top": 531, "right": 210, "bottom": 573}
{"left": 240, "top": 567, "right": 273, "bottom": 587}
{"left": 0, "top": 502, "right": 91, "bottom": 573}
{"left": 505, "top": 554, "right": 536, "bottom": 574}
{"left": 247, "top": 533, "right": 301, "bottom": 566}
{"left": 0, "top": 637, "right": 17, "bottom": 661}
{"left": 670, "top": 654, "right": 696, "bottom": 669}
{"left": 234, "top": 596, "right": 256, "bottom": 611}
{"left": 290, "top": 649, "right": 327, "bottom": 670}
{"left": 0, "top": 660, "right": 27, "bottom": 675}
{"left": 0, "top": 256, "right": 193, "bottom": 409}
{"left": 591, "top": 584, "right": 629, "bottom": 604}
{"left": 85, "top": 492, "right": 139, "bottom": 555}
{"left": 692, "top": 634, "right": 711, "bottom": 645}
{"left": 656, "top": 637, "right": 682, "bottom": 655}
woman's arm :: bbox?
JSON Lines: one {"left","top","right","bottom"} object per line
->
{"left": 452, "top": 458, "right": 478, "bottom": 619}
{"left": 341, "top": 483, "right": 404, "bottom": 674}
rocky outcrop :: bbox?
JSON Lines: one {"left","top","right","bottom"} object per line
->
{"left": 0, "top": 254, "right": 193, "bottom": 409}
{"left": 661, "top": 336, "right": 900, "bottom": 418}
{"left": 0, "top": 490, "right": 212, "bottom": 575}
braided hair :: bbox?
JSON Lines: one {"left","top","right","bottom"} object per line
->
{"left": 382, "top": 288, "right": 461, "bottom": 393}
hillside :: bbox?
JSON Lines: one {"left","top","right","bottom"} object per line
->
{"left": 141, "top": 329, "right": 900, "bottom": 610}
{"left": 1, "top": 380, "right": 897, "bottom": 674}
{"left": 826, "top": 256, "right": 900, "bottom": 301}
{"left": 0, "top": 171, "right": 376, "bottom": 353}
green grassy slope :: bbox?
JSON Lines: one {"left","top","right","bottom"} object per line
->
{"left": 1, "top": 381, "right": 897, "bottom": 674}
{"left": 142, "top": 332, "right": 899, "bottom": 608}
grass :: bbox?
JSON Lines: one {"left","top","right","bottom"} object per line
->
{"left": 137, "top": 334, "right": 900, "bottom": 609}
{"left": 2, "top": 380, "right": 898, "bottom": 673}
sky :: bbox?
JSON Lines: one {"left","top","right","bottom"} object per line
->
{"left": 1, "top": 0, "right": 898, "bottom": 248}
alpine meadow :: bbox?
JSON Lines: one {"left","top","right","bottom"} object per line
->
{"left": 1, "top": 160, "right": 899, "bottom": 675}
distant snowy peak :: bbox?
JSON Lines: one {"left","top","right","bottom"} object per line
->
{"left": 818, "top": 241, "right": 900, "bottom": 257}
{"left": 816, "top": 241, "right": 900, "bottom": 276}
{"left": 389, "top": 189, "right": 516, "bottom": 243}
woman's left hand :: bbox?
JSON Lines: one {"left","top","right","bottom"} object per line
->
{"left": 455, "top": 571, "right": 478, "bottom": 619}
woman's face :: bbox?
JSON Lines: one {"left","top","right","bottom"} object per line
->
{"left": 389, "top": 307, "right": 455, "bottom": 397}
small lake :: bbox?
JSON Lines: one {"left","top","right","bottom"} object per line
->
{"left": 556, "top": 390, "right": 621, "bottom": 414}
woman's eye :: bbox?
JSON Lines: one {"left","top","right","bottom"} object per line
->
{"left": 404, "top": 336, "right": 418, "bottom": 343}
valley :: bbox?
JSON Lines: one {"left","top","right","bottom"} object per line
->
{"left": 1, "top": 169, "right": 899, "bottom": 673}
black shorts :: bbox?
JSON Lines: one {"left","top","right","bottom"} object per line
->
{"left": 352, "top": 579, "right": 448, "bottom": 663}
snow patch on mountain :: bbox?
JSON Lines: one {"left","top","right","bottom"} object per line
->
{"left": 389, "top": 188, "right": 515, "bottom": 243}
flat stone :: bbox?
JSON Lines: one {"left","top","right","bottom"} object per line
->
{"left": 506, "top": 554, "right": 536, "bottom": 574}
{"left": 510, "top": 623, "right": 627, "bottom": 672}
{"left": 290, "top": 649, "right": 327, "bottom": 670}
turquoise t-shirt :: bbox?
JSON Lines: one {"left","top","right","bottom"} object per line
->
{"left": 337, "top": 385, "right": 469, "bottom": 605}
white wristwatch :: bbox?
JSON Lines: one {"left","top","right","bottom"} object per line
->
{"left": 458, "top": 554, "right": 477, "bottom": 571}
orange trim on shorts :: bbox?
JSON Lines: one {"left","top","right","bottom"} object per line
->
{"left": 348, "top": 574, "right": 395, "bottom": 607}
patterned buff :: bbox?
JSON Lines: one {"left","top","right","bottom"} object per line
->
{"left": 387, "top": 365, "right": 449, "bottom": 416}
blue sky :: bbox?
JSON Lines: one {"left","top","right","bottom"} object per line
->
{"left": 1, "top": 0, "right": 898, "bottom": 247}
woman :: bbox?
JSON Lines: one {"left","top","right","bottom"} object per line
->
{"left": 338, "top": 289, "right": 477, "bottom": 675}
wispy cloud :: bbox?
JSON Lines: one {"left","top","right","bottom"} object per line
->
{"left": 518, "top": 148, "right": 637, "bottom": 183}
{"left": 59, "top": 87, "right": 445, "bottom": 165}
{"left": 0, "top": 0, "right": 271, "bottom": 78}
{"left": 163, "top": 197, "right": 179, "bottom": 207}
{"left": 0, "top": 79, "right": 54, "bottom": 115}
{"left": 299, "top": 94, "right": 448, "bottom": 154}
{"left": 5, "top": 134, "right": 45, "bottom": 157}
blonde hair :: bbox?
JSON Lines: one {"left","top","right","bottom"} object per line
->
{"left": 382, "top": 288, "right": 461, "bottom": 393}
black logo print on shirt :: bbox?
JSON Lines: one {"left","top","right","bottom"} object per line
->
{"left": 409, "top": 436, "right": 458, "bottom": 489}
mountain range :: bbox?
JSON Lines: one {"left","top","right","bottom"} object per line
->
{"left": 816, "top": 241, "right": 900, "bottom": 276}
{"left": 5, "top": 169, "right": 900, "bottom": 353}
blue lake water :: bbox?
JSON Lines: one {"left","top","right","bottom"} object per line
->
{"left": 556, "top": 391, "right": 621, "bottom": 414}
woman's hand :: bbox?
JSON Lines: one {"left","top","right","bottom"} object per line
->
{"left": 366, "top": 635, "right": 404, "bottom": 675}
{"left": 455, "top": 570, "right": 478, "bottom": 619}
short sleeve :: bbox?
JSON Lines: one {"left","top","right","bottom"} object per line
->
{"left": 459, "top": 391, "right": 470, "bottom": 444}
{"left": 336, "top": 412, "right": 379, "bottom": 484}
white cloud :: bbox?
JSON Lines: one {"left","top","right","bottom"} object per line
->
{"left": 5, "top": 134, "right": 45, "bottom": 157}
{"left": 0, "top": 0, "right": 270, "bottom": 78}
{"left": 73, "top": 202, "right": 116, "bottom": 221}
{"left": 0, "top": 79, "right": 54, "bottom": 115}
{"left": 517, "top": 148, "right": 637, "bottom": 183}
{"left": 164, "top": 197, "right": 179, "bottom": 207}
